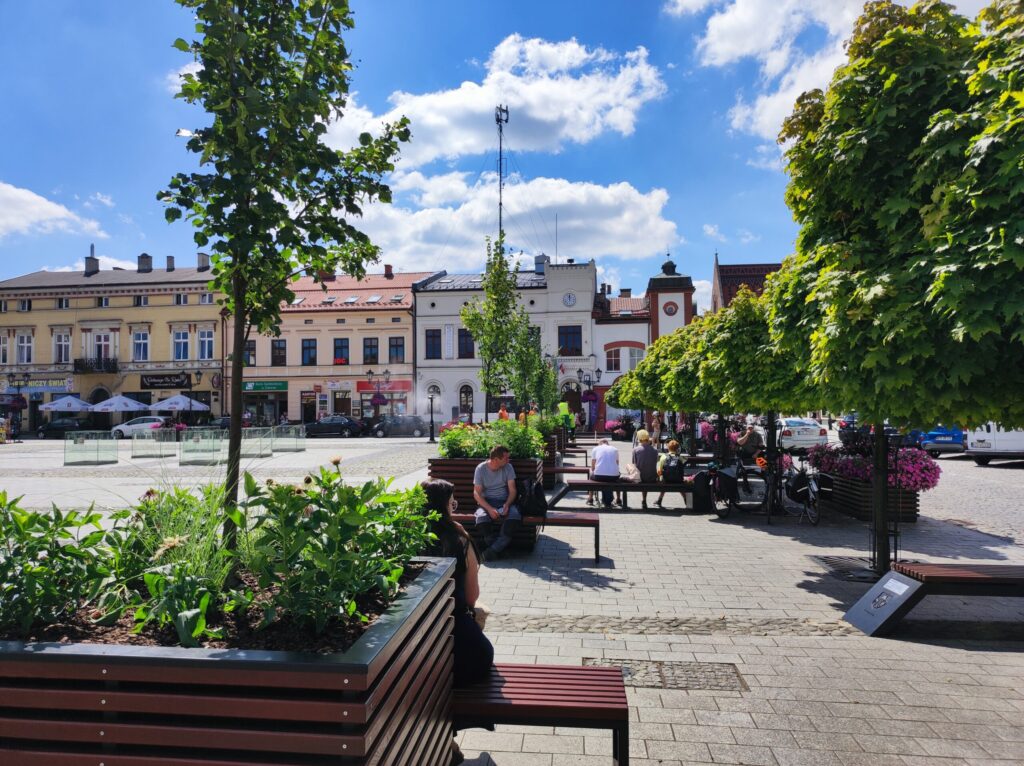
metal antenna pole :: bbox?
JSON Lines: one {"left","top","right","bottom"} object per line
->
{"left": 495, "top": 105, "right": 509, "bottom": 238}
{"left": 555, "top": 212, "right": 558, "bottom": 262}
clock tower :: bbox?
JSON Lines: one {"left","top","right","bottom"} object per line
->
{"left": 646, "top": 257, "right": 695, "bottom": 341}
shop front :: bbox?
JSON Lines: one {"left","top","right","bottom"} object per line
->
{"left": 141, "top": 372, "right": 215, "bottom": 424}
{"left": 355, "top": 379, "right": 412, "bottom": 420}
{"left": 242, "top": 380, "right": 288, "bottom": 426}
{"left": 4, "top": 376, "right": 76, "bottom": 432}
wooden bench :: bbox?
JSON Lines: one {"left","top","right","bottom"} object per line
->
{"left": 454, "top": 663, "right": 629, "bottom": 765}
{"left": 453, "top": 511, "right": 601, "bottom": 563}
{"left": 549, "top": 480, "right": 692, "bottom": 510}
{"left": 845, "top": 563, "right": 1024, "bottom": 636}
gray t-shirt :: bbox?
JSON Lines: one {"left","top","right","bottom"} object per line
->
{"left": 474, "top": 460, "right": 516, "bottom": 503}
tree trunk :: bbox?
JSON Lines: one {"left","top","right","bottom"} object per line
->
{"left": 716, "top": 413, "right": 727, "bottom": 462}
{"left": 872, "top": 422, "right": 890, "bottom": 574}
{"left": 223, "top": 272, "right": 247, "bottom": 551}
{"left": 688, "top": 411, "right": 698, "bottom": 456}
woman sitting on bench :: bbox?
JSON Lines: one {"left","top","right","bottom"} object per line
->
{"left": 421, "top": 479, "right": 494, "bottom": 765}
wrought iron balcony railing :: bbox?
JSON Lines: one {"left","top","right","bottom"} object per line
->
{"left": 73, "top": 357, "right": 119, "bottom": 374}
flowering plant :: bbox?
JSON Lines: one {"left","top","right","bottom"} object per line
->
{"left": 605, "top": 419, "right": 621, "bottom": 431}
{"left": 174, "top": 422, "right": 187, "bottom": 432}
{"left": 807, "top": 444, "right": 940, "bottom": 491}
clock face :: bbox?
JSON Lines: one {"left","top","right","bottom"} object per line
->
{"left": 663, "top": 301, "right": 679, "bottom": 316}
{"left": 562, "top": 292, "right": 577, "bottom": 307}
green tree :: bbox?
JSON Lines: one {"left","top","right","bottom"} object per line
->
{"left": 461, "top": 237, "right": 522, "bottom": 421}
{"left": 506, "top": 317, "right": 543, "bottom": 421}
{"left": 771, "top": 0, "right": 976, "bottom": 570}
{"left": 533, "top": 357, "right": 560, "bottom": 418}
{"left": 161, "top": 0, "right": 409, "bottom": 528}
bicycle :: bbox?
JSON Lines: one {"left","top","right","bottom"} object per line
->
{"left": 711, "top": 450, "right": 820, "bottom": 525}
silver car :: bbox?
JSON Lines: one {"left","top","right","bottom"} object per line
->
{"left": 111, "top": 416, "right": 167, "bottom": 438}
{"left": 777, "top": 417, "right": 828, "bottom": 451}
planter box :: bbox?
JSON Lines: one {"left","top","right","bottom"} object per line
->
{"left": 819, "top": 473, "right": 920, "bottom": 523}
{"left": 542, "top": 435, "right": 559, "bottom": 490}
{"left": 428, "top": 458, "right": 544, "bottom": 552}
{"left": 0, "top": 557, "right": 455, "bottom": 766}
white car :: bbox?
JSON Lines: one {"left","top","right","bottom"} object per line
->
{"left": 776, "top": 417, "right": 828, "bottom": 451}
{"left": 111, "top": 416, "right": 167, "bottom": 438}
{"left": 966, "top": 423, "right": 1024, "bottom": 465}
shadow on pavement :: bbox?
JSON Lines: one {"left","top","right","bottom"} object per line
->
{"left": 482, "top": 534, "right": 623, "bottom": 593}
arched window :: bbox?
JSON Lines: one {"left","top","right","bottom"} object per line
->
{"left": 459, "top": 385, "right": 473, "bottom": 415}
{"left": 427, "top": 384, "right": 441, "bottom": 396}
{"left": 560, "top": 381, "right": 581, "bottom": 394}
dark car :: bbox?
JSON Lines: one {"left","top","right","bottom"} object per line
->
{"left": 208, "top": 416, "right": 231, "bottom": 429}
{"left": 839, "top": 419, "right": 920, "bottom": 448}
{"left": 37, "top": 417, "right": 86, "bottom": 439}
{"left": 372, "top": 415, "right": 427, "bottom": 438}
{"left": 304, "top": 414, "right": 365, "bottom": 438}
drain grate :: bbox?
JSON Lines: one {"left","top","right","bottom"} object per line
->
{"left": 583, "top": 658, "right": 748, "bottom": 691}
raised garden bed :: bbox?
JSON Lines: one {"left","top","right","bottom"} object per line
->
{"left": 0, "top": 557, "right": 456, "bottom": 766}
{"left": 542, "top": 435, "right": 559, "bottom": 490}
{"left": 819, "top": 473, "right": 920, "bottom": 523}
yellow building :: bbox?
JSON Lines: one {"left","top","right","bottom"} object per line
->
{"left": 0, "top": 251, "right": 226, "bottom": 431}
{"left": 233, "top": 267, "right": 439, "bottom": 425}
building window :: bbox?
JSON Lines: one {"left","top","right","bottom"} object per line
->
{"left": 244, "top": 339, "right": 256, "bottom": 366}
{"left": 363, "top": 337, "right": 378, "bottom": 365}
{"left": 133, "top": 331, "right": 150, "bottom": 362}
{"left": 457, "top": 329, "right": 474, "bottom": 359}
{"left": 17, "top": 299, "right": 32, "bottom": 312}
{"left": 270, "top": 339, "right": 287, "bottom": 366}
{"left": 629, "top": 347, "right": 644, "bottom": 370}
{"left": 459, "top": 385, "right": 473, "bottom": 415}
{"left": 175, "top": 293, "right": 189, "bottom": 306}
{"left": 97, "top": 296, "right": 109, "bottom": 308}
{"left": 301, "top": 338, "right": 317, "bottom": 366}
{"left": 94, "top": 332, "right": 112, "bottom": 360}
{"left": 16, "top": 334, "right": 33, "bottom": 364}
{"left": 0, "top": 300, "right": 6, "bottom": 313}
{"left": 606, "top": 348, "right": 621, "bottom": 372}
{"left": 199, "top": 292, "right": 214, "bottom": 305}
{"left": 389, "top": 337, "right": 405, "bottom": 364}
{"left": 425, "top": 329, "right": 441, "bottom": 360}
{"left": 198, "top": 329, "right": 214, "bottom": 361}
{"left": 133, "top": 295, "right": 149, "bottom": 307}
{"left": 0, "top": 337, "right": 7, "bottom": 364}
{"left": 56, "top": 297, "right": 70, "bottom": 310}
{"left": 557, "top": 325, "right": 582, "bottom": 357}
{"left": 333, "top": 338, "right": 349, "bottom": 365}
{"left": 391, "top": 316, "right": 401, "bottom": 323}
{"left": 54, "top": 332, "right": 71, "bottom": 364}
{"left": 173, "top": 330, "right": 189, "bottom": 361}
{"left": 366, "top": 318, "right": 375, "bottom": 324}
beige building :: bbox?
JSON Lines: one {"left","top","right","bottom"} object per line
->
{"left": 0, "top": 250, "right": 225, "bottom": 431}
{"left": 234, "top": 267, "right": 439, "bottom": 425}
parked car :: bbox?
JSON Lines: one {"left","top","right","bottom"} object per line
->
{"left": 776, "top": 417, "right": 828, "bottom": 451}
{"left": 838, "top": 419, "right": 920, "bottom": 448}
{"left": 111, "top": 416, "right": 167, "bottom": 439}
{"left": 304, "top": 414, "right": 365, "bottom": 438}
{"left": 37, "top": 417, "right": 86, "bottom": 439}
{"left": 920, "top": 424, "right": 965, "bottom": 458}
{"left": 208, "top": 416, "right": 232, "bottom": 429}
{"left": 371, "top": 415, "right": 427, "bottom": 438}
{"left": 966, "top": 422, "right": 1024, "bottom": 465}
{"left": 836, "top": 412, "right": 858, "bottom": 430}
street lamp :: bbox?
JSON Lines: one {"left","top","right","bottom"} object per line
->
{"left": 366, "top": 368, "right": 391, "bottom": 420}
{"left": 428, "top": 394, "right": 436, "bottom": 443}
{"left": 188, "top": 370, "right": 203, "bottom": 425}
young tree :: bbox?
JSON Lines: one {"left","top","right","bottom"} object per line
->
{"left": 533, "top": 356, "right": 560, "bottom": 418}
{"left": 506, "top": 314, "right": 542, "bottom": 421}
{"left": 161, "top": 0, "right": 409, "bottom": 531}
{"left": 461, "top": 237, "right": 522, "bottom": 421}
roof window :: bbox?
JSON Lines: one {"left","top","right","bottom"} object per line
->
{"left": 344, "top": 295, "right": 359, "bottom": 304}
{"left": 366, "top": 295, "right": 381, "bottom": 304}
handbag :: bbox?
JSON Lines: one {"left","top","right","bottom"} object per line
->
{"left": 621, "top": 463, "right": 641, "bottom": 483}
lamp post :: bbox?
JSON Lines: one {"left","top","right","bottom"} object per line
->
{"left": 189, "top": 370, "right": 204, "bottom": 426}
{"left": 6, "top": 372, "right": 29, "bottom": 438}
{"left": 428, "top": 393, "right": 436, "bottom": 443}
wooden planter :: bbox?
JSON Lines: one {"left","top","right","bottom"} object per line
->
{"left": 0, "top": 557, "right": 455, "bottom": 766}
{"left": 427, "top": 458, "right": 544, "bottom": 552}
{"left": 542, "top": 435, "right": 559, "bottom": 490}
{"left": 553, "top": 427, "right": 566, "bottom": 453}
{"left": 819, "top": 473, "right": 920, "bottom": 523}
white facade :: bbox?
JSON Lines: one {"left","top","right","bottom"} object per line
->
{"left": 414, "top": 257, "right": 602, "bottom": 423}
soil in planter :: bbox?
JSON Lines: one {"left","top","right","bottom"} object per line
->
{"left": 1, "top": 562, "right": 425, "bottom": 655}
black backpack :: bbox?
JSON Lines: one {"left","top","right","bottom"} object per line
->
{"left": 691, "top": 470, "right": 714, "bottom": 514}
{"left": 517, "top": 477, "right": 549, "bottom": 519}
{"left": 662, "top": 454, "right": 684, "bottom": 484}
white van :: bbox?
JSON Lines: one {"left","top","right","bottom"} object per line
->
{"left": 966, "top": 423, "right": 1024, "bottom": 465}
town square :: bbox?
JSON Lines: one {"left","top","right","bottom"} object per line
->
{"left": 1, "top": 1, "right": 1022, "bottom": 765}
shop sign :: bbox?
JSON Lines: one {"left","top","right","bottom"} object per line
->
{"left": 141, "top": 373, "right": 191, "bottom": 390}
{"left": 300, "top": 391, "right": 316, "bottom": 403}
{"left": 355, "top": 380, "right": 413, "bottom": 393}
{"left": 0, "top": 376, "right": 74, "bottom": 394}
{"left": 242, "top": 381, "right": 288, "bottom": 392}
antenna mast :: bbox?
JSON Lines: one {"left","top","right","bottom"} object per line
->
{"left": 495, "top": 104, "right": 509, "bottom": 238}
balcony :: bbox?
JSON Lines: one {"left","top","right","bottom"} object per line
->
{"left": 74, "top": 357, "right": 119, "bottom": 374}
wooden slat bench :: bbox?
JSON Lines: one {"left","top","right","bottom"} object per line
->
{"left": 549, "top": 480, "right": 692, "bottom": 510}
{"left": 845, "top": 563, "right": 1024, "bottom": 636}
{"left": 454, "top": 663, "right": 629, "bottom": 765}
{"left": 453, "top": 511, "right": 601, "bottom": 563}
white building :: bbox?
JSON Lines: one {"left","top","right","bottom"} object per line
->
{"left": 414, "top": 255, "right": 602, "bottom": 423}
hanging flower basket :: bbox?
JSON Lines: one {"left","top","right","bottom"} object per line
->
{"left": 370, "top": 392, "right": 388, "bottom": 407}
{"left": 581, "top": 390, "right": 598, "bottom": 403}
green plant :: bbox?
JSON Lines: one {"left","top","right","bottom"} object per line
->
{"left": 0, "top": 493, "right": 107, "bottom": 636}
{"left": 240, "top": 469, "right": 434, "bottom": 634}
{"left": 133, "top": 561, "right": 221, "bottom": 647}
{"left": 437, "top": 421, "right": 545, "bottom": 459}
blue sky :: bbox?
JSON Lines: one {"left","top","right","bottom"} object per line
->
{"left": 0, "top": 0, "right": 986, "bottom": 309}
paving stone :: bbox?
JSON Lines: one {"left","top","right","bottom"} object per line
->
{"left": 707, "top": 743, "right": 779, "bottom": 765}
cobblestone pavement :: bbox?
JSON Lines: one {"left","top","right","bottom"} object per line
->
{"left": 920, "top": 454, "right": 1024, "bottom": 545}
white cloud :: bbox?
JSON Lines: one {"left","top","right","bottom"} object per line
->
{"left": 358, "top": 173, "right": 679, "bottom": 274}
{"left": 90, "top": 192, "right": 115, "bottom": 208}
{"left": 692, "top": 278, "right": 713, "bottom": 312}
{"left": 0, "top": 182, "right": 107, "bottom": 240}
{"left": 738, "top": 228, "right": 760, "bottom": 244}
{"left": 324, "top": 34, "right": 665, "bottom": 168}
{"left": 746, "top": 143, "right": 784, "bottom": 171}
{"left": 165, "top": 61, "right": 202, "bottom": 95}
{"left": 43, "top": 255, "right": 137, "bottom": 273}
{"left": 596, "top": 263, "right": 623, "bottom": 293}
{"left": 663, "top": 0, "right": 719, "bottom": 15}
{"left": 703, "top": 223, "right": 727, "bottom": 242}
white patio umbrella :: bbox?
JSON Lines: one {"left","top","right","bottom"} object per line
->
{"left": 149, "top": 394, "right": 210, "bottom": 412}
{"left": 40, "top": 396, "right": 93, "bottom": 413}
{"left": 90, "top": 394, "right": 150, "bottom": 413}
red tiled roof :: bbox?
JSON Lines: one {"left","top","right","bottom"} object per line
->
{"left": 282, "top": 271, "right": 436, "bottom": 312}
{"left": 608, "top": 296, "right": 650, "bottom": 318}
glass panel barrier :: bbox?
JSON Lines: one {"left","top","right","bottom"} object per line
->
{"left": 64, "top": 431, "right": 119, "bottom": 466}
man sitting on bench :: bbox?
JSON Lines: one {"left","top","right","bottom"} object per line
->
{"left": 591, "top": 438, "right": 622, "bottom": 509}
{"left": 474, "top": 445, "right": 519, "bottom": 562}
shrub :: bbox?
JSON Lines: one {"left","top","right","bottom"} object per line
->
{"left": 438, "top": 420, "right": 545, "bottom": 459}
